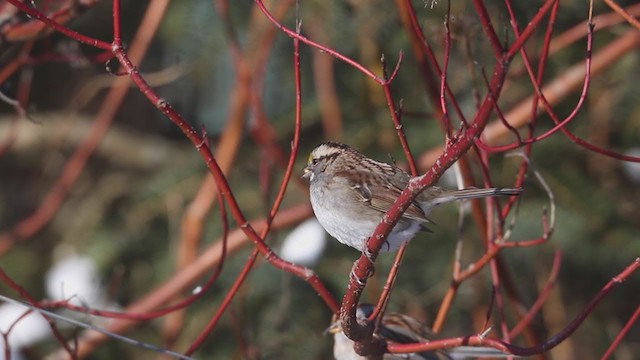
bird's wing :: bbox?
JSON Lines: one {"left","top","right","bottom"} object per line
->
{"left": 340, "top": 164, "right": 432, "bottom": 225}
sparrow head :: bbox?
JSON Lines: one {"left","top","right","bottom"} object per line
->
{"left": 303, "top": 142, "right": 353, "bottom": 181}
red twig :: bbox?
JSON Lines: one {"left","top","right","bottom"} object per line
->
{"left": 253, "top": 0, "right": 382, "bottom": 83}
{"left": 603, "top": 0, "right": 640, "bottom": 30}
{"left": 601, "top": 304, "right": 640, "bottom": 359}
{"left": 6, "top": 0, "right": 111, "bottom": 49}
{"left": 510, "top": 250, "right": 563, "bottom": 338}
{"left": 0, "top": 267, "right": 76, "bottom": 357}
{"left": 440, "top": 1, "right": 452, "bottom": 138}
{"left": 506, "top": 0, "right": 558, "bottom": 59}
{"left": 397, "top": 0, "right": 467, "bottom": 127}
{"left": 472, "top": 0, "right": 504, "bottom": 58}
{"left": 184, "top": 248, "right": 260, "bottom": 355}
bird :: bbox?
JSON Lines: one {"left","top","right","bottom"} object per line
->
{"left": 302, "top": 142, "right": 522, "bottom": 252}
{"left": 327, "top": 304, "right": 511, "bottom": 360}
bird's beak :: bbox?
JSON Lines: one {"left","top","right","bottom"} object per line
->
{"left": 302, "top": 166, "right": 312, "bottom": 180}
{"left": 324, "top": 320, "right": 342, "bottom": 335}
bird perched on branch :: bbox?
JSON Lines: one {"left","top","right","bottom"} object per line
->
{"left": 303, "top": 142, "right": 522, "bottom": 252}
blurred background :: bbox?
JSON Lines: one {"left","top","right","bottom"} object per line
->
{"left": 0, "top": 0, "right": 639, "bottom": 359}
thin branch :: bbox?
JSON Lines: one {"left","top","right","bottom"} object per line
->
{"left": 603, "top": 0, "right": 640, "bottom": 30}
{"left": 601, "top": 304, "right": 640, "bottom": 359}
{"left": 6, "top": 0, "right": 111, "bottom": 49}
{"left": 0, "top": 294, "right": 195, "bottom": 360}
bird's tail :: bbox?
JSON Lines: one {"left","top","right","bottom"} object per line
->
{"left": 422, "top": 187, "right": 522, "bottom": 210}
{"left": 449, "top": 345, "right": 519, "bottom": 359}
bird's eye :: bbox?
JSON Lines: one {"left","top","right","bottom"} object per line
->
{"left": 311, "top": 158, "right": 318, "bottom": 165}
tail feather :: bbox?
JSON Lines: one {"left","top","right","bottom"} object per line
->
{"left": 449, "top": 346, "right": 517, "bottom": 359}
{"left": 422, "top": 187, "right": 522, "bottom": 209}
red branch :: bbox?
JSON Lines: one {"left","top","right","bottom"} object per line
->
{"left": 5, "top": 0, "right": 111, "bottom": 49}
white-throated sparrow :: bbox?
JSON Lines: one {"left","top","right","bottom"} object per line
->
{"left": 303, "top": 142, "right": 522, "bottom": 252}
{"left": 327, "top": 304, "right": 511, "bottom": 359}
